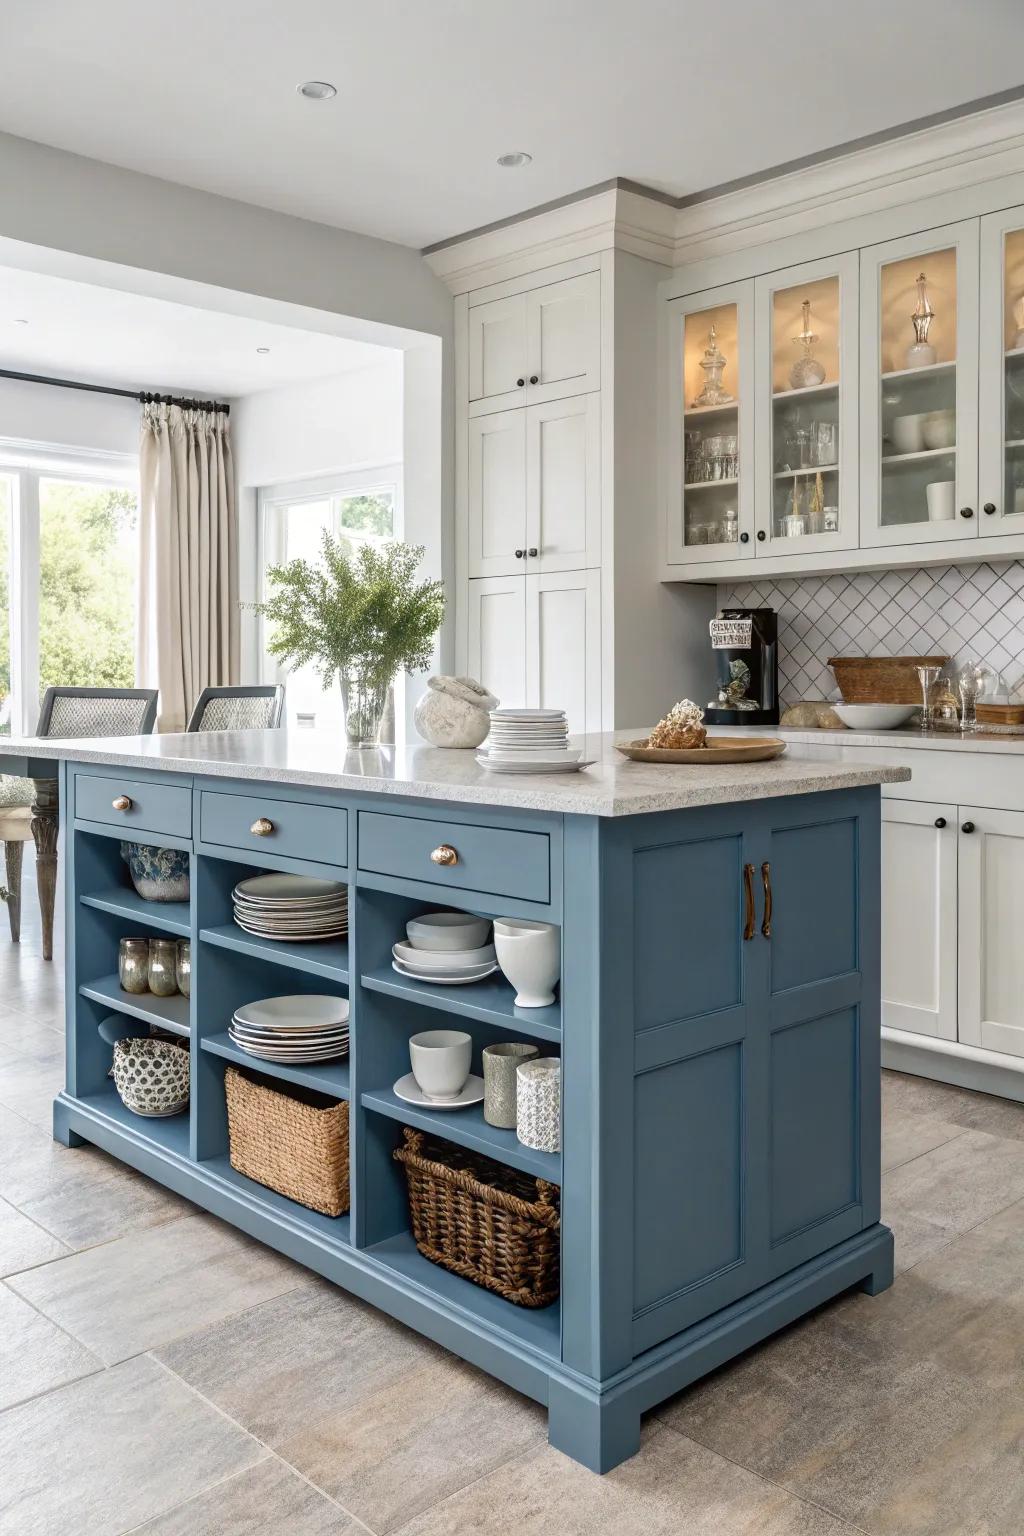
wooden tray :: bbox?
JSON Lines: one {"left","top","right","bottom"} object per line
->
{"left": 976, "top": 703, "right": 1024, "bottom": 726}
{"left": 615, "top": 737, "right": 787, "bottom": 764}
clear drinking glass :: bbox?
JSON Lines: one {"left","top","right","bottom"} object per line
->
{"left": 118, "top": 936, "right": 150, "bottom": 995}
{"left": 148, "top": 938, "right": 179, "bottom": 997}
{"left": 916, "top": 665, "right": 942, "bottom": 731}
{"left": 957, "top": 665, "right": 979, "bottom": 734}
{"left": 175, "top": 939, "right": 191, "bottom": 998}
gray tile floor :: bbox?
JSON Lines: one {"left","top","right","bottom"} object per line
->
{"left": 1, "top": 858, "right": 1023, "bottom": 1535}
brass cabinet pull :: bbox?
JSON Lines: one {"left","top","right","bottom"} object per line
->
{"left": 761, "top": 861, "right": 773, "bottom": 938}
{"left": 430, "top": 843, "right": 458, "bottom": 867}
{"left": 250, "top": 816, "right": 274, "bottom": 837}
{"left": 112, "top": 795, "right": 132, "bottom": 812}
{"left": 742, "top": 863, "right": 755, "bottom": 940}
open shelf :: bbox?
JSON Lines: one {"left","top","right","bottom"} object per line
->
{"left": 881, "top": 446, "right": 956, "bottom": 466}
{"left": 362, "top": 1085, "right": 560, "bottom": 1183}
{"left": 683, "top": 476, "right": 738, "bottom": 491}
{"left": 199, "top": 924, "right": 349, "bottom": 984}
{"left": 366, "top": 1230, "right": 560, "bottom": 1361}
{"left": 79, "top": 888, "right": 191, "bottom": 935}
{"left": 683, "top": 400, "right": 738, "bottom": 419}
{"left": 773, "top": 464, "right": 838, "bottom": 479}
{"left": 360, "top": 965, "right": 561, "bottom": 1043}
{"left": 201, "top": 1154, "right": 350, "bottom": 1244}
{"left": 77, "top": 1085, "right": 190, "bottom": 1157}
{"left": 202, "top": 1032, "right": 350, "bottom": 1098}
{"left": 881, "top": 360, "right": 956, "bottom": 383}
{"left": 771, "top": 380, "right": 839, "bottom": 403}
{"left": 79, "top": 974, "right": 190, "bottom": 1036}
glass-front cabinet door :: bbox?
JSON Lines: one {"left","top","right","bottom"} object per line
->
{"left": 979, "top": 206, "right": 1024, "bottom": 536}
{"left": 860, "top": 220, "right": 979, "bottom": 548}
{"left": 753, "top": 252, "right": 859, "bottom": 556}
{"left": 665, "top": 280, "right": 754, "bottom": 566}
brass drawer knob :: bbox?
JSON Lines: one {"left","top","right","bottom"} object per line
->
{"left": 250, "top": 816, "right": 274, "bottom": 837}
{"left": 112, "top": 795, "right": 132, "bottom": 812}
{"left": 430, "top": 843, "right": 458, "bottom": 867}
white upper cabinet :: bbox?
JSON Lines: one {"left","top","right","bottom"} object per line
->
{"left": 755, "top": 251, "right": 859, "bottom": 557}
{"left": 526, "top": 394, "right": 601, "bottom": 573}
{"left": 957, "top": 805, "right": 1024, "bottom": 1060}
{"left": 881, "top": 798, "right": 958, "bottom": 1041}
{"left": 468, "top": 270, "right": 600, "bottom": 417}
{"left": 860, "top": 220, "right": 980, "bottom": 549}
{"left": 979, "top": 204, "right": 1024, "bottom": 536}
{"left": 467, "top": 410, "right": 527, "bottom": 578}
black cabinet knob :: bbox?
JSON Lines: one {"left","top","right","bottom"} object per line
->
{"left": 934, "top": 817, "right": 947, "bottom": 829}
{"left": 961, "top": 821, "right": 975, "bottom": 834}
{"left": 516, "top": 378, "right": 525, "bottom": 388}
{"left": 960, "top": 506, "right": 974, "bottom": 518}
{"left": 757, "top": 530, "right": 766, "bottom": 541}
{"left": 529, "top": 374, "right": 539, "bottom": 385}
{"left": 514, "top": 548, "right": 525, "bottom": 559}
{"left": 983, "top": 502, "right": 997, "bottom": 515}
{"left": 739, "top": 532, "right": 750, "bottom": 544}
{"left": 527, "top": 547, "right": 538, "bottom": 557}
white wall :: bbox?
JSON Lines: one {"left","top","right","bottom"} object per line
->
{"left": 0, "top": 375, "right": 138, "bottom": 457}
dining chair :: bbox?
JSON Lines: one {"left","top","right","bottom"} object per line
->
{"left": 3, "top": 687, "right": 159, "bottom": 960}
{"left": 185, "top": 684, "right": 285, "bottom": 732}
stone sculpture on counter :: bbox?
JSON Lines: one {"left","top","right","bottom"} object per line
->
{"left": 414, "top": 675, "right": 499, "bottom": 749}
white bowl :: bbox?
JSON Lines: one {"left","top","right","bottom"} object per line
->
{"left": 393, "top": 939, "right": 496, "bottom": 971}
{"left": 922, "top": 410, "right": 956, "bottom": 450}
{"left": 833, "top": 703, "right": 917, "bottom": 730}
{"left": 406, "top": 912, "right": 491, "bottom": 951}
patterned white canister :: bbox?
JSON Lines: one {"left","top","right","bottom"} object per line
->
{"left": 516, "top": 1057, "right": 561, "bottom": 1154}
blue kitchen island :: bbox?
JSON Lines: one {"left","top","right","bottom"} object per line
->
{"left": 0, "top": 729, "right": 909, "bottom": 1472}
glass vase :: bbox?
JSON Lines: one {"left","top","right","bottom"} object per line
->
{"left": 340, "top": 669, "right": 390, "bottom": 748}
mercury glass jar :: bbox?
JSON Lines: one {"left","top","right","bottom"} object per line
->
{"left": 148, "top": 938, "right": 179, "bottom": 997}
{"left": 118, "top": 937, "right": 150, "bottom": 995}
{"left": 175, "top": 939, "right": 192, "bottom": 998}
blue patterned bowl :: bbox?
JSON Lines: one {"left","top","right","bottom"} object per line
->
{"left": 120, "top": 842, "right": 190, "bottom": 903}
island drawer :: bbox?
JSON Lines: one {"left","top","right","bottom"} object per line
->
{"left": 198, "top": 790, "right": 348, "bottom": 868}
{"left": 357, "top": 809, "right": 550, "bottom": 903}
{"left": 75, "top": 773, "right": 192, "bottom": 840}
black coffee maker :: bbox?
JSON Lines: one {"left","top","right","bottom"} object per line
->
{"left": 704, "top": 608, "right": 779, "bottom": 727}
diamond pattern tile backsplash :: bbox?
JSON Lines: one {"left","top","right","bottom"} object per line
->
{"left": 717, "top": 561, "right": 1024, "bottom": 710}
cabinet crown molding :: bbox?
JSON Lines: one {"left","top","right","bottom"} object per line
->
{"left": 424, "top": 98, "right": 1024, "bottom": 293}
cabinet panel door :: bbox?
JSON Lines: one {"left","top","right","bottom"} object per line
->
{"left": 467, "top": 410, "right": 527, "bottom": 578}
{"left": 465, "top": 576, "right": 527, "bottom": 711}
{"left": 525, "top": 568, "right": 601, "bottom": 733}
{"left": 860, "top": 220, "right": 980, "bottom": 549}
{"left": 881, "top": 799, "right": 958, "bottom": 1040}
{"left": 526, "top": 394, "right": 600, "bottom": 572}
{"left": 958, "top": 805, "right": 1024, "bottom": 1059}
{"left": 978, "top": 205, "right": 1024, "bottom": 535}
{"left": 525, "top": 272, "right": 600, "bottom": 405}
{"left": 468, "top": 293, "right": 527, "bottom": 415}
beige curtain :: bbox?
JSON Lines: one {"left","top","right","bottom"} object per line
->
{"left": 138, "top": 403, "right": 239, "bottom": 731}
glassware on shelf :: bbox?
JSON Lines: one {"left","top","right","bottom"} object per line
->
{"left": 906, "top": 272, "right": 937, "bottom": 370}
{"left": 957, "top": 664, "right": 979, "bottom": 734}
{"left": 692, "top": 324, "right": 734, "bottom": 408}
{"left": 148, "top": 938, "right": 179, "bottom": 997}
{"left": 175, "top": 939, "right": 191, "bottom": 998}
{"left": 722, "top": 507, "right": 739, "bottom": 543}
{"left": 1014, "top": 293, "right": 1024, "bottom": 350}
{"left": 119, "top": 936, "right": 150, "bottom": 995}
{"left": 789, "top": 299, "right": 827, "bottom": 389}
{"left": 823, "top": 505, "right": 839, "bottom": 533}
{"left": 813, "top": 420, "right": 838, "bottom": 466}
{"left": 929, "top": 680, "right": 961, "bottom": 731}
{"left": 808, "top": 473, "right": 825, "bottom": 534}
{"left": 916, "top": 664, "right": 942, "bottom": 731}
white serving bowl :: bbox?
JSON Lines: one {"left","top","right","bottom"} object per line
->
{"left": 833, "top": 703, "right": 917, "bottom": 730}
{"left": 406, "top": 912, "right": 491, "bottom": 951}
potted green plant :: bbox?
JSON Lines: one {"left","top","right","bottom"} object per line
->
{"left": 255, "top": 534, "right": 446, "bottom": 747}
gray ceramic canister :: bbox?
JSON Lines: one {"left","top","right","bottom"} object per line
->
{"left": 482, "top": 1041, "right": 539, "bottom": 1128}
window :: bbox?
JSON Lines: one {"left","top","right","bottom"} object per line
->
{"left": 0, "top": 446, "right": 139, "bottom": 734}
{"left": 257, "top": 467, "right": 401, "bottom": 730}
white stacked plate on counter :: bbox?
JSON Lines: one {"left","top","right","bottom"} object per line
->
{"left": 232, "top": 874, "right": 348, "bottom": 941}
{"left": 229, "top": 994, "right": 350, "bottom": 1064}
{"left": 476, "top": 708, "right": 592, "bottom": 774}
{"left": 392, "top": 910, "right": 498, "bottom": 986}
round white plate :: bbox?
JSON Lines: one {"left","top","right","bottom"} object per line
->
{"left": 392, "top": 960, "right": 498, "bottom": 985}
{"left": 232, "top": 995, "right": 349, "bottom": 1030}
{"left": 229, "top": 1040, "right": 348, "bottom": 1063}
{"left": 476, "top": 756, "right": 594, "bottom": 774}
{"left": 392, "top": 1072, "right": 484, "bottom": 1109}
{"left": 393, "top": 939, "right": 496, "bottom": 971}
{"left": 234, "top": 874, "right": 347, "bottom": 902}
{"left": 229, "top": 1028, "right": 347, "bottom": 1048}
{"left": 233, "top": 916, "right": 348, "bottom": 935}
{"left": 490, "top": 709, "right": 566, "bottom": 720}
{"left": 230, "top": 1023, "right": 349, "bottom": 1043}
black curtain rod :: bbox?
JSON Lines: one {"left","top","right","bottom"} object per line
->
{"left": 0, "top": 367, "right": 230, "bottom": 415}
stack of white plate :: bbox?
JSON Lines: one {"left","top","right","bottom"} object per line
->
{"left": 392, "top": 910, "right": 498, "bottom": 986}
{"left": 476, "top": 708, "right": 591, "bottom": 774}
{"left": 232, "top": 874, "right": 348, "bottom": 942}
{"left": 229, "top": 994, "right": 350, "bottom": 1063}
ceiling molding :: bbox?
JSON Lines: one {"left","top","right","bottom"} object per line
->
{"left": 424, "top": 97, "right": 1024, "bottom": 293}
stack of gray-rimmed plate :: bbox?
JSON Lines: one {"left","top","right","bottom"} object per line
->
{"left": 476, "top": 708, "right": 592, "bottom": 774}
{"left": 232, "top": 874, "right": 348, "bottom": 941}
{"left": 229, "top": 995, "right": 350, "bottom": 1063}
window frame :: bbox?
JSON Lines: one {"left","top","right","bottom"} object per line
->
{"left": 0, "top": 438, "right": 139, "bottom": 735}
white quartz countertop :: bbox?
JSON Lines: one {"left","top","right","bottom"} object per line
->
{"left": 0, "top": 727, "right": 909, "bottom": 818}
{"left": 719, "top": 723, "right": 1024, "bottom": 755}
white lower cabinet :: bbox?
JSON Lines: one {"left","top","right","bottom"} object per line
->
{"left": 466, "top": 569, "right": 601, "bottom": 734}
{"left": 957, "top": 805, "right": 1024, "bottom": 1060}
{"left": 881, "top": 798, "right": 958, "bottom": 1040}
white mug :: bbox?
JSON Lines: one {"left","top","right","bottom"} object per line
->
{"left": 925, "top": 480, "right": 955, "bottom": 522}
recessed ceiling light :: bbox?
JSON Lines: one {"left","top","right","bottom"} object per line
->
{"left": 12, "top": 318, "right": 28, "bottom": 325}
{"left": 256, "top": 346, "right": 271, "bottom": 355}
{"left": 497, "top": 151, "right": 532, "bottom": 169}
{"left": 297, "top": 80, "right": 337, "bottom": 101}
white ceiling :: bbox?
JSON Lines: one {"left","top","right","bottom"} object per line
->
{"left": 0, "top": 1, "right": 1022, "bottom": 250}
{"left": 0, "top": 267, "right": 394, "bottom": 396}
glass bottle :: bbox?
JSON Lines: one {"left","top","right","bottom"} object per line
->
{"left": 906, "top": 272, "right": 937, "bottom": 369}
{"left": 119, "top": 936, "right": 150, "bottom": 995}
{"left": 692, "top": 324, "right": 734, "bottom": 408}
{"left": 148, "top": 938, "right": 178, "bottom": 997}
{"left": 175, "top": 939, "right": 191, "bottom": 998}
{"left": 789, "top": 299, "right": 826, "bottom": 389}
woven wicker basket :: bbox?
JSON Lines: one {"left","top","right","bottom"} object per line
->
{"left": 828, "top": 654, "right": 949, "bottom": 704}
{"left": 224, "top": 1067, "right": 349, "bottom": 1217}
{"left": 394, "top": 1127, "right": 560, "bottom": 1308}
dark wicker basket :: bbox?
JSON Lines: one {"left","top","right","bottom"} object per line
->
{"left": 224, "top": 1066, "right": 349, "bottom": 1218}
{"left": 393, "top": 1127, "right": 560, "bottom": 1308}
{"left": 828, "top": 654, "right": 948, "bottom": 704}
